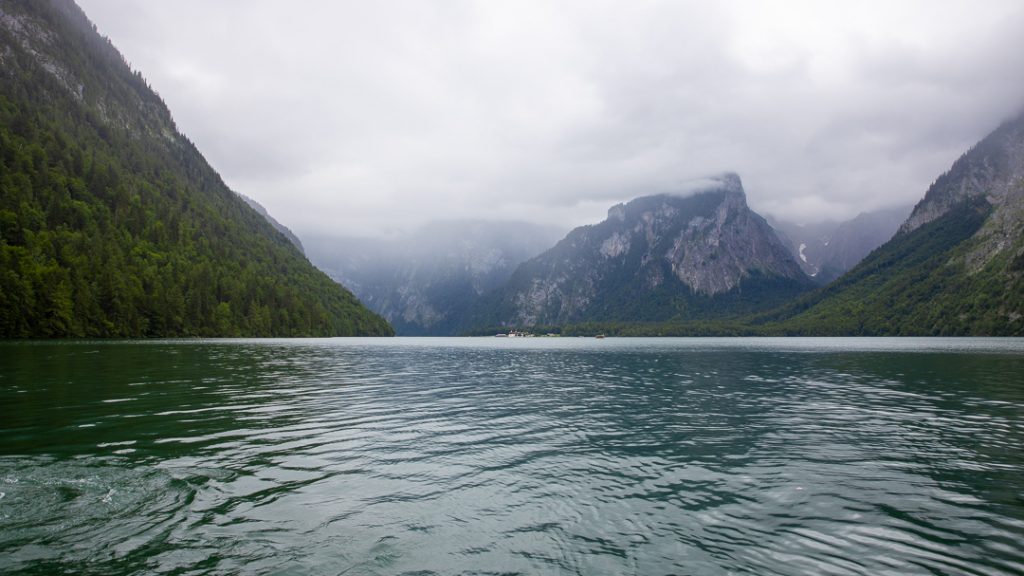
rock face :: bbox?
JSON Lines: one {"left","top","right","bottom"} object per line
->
{"left": 305, "top": 220, "right": 564, "bottom": 335}
{"left": 482, "top": 173, "right": 812, "bottom": 327}
{"left": 770, "top": 205, "right": 911, "bottom": 284}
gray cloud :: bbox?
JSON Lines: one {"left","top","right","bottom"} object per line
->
{"left": 77, "top": 0, "right": 1024, "bottom": 236}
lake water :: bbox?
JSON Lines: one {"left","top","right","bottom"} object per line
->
{"left": 1, "top": 337, "right": 1023, "bottom": 575}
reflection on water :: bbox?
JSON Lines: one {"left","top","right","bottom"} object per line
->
{"left": 1, "top": 338, "right": 1023, "bottom": 575}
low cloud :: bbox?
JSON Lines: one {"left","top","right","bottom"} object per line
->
{"left": 78, "top": 0, "right": 1024, "bottom": 236}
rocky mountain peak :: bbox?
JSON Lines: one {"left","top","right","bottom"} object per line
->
{"left": 479, "top": 174, "right": 810, "bottom": 327}
{"left": 710, "top": 171, "right": 744, "bottom": 194}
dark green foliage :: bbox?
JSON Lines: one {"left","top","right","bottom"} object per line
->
{"left": 0, "top": 0, "right": 392, "bottom": 337}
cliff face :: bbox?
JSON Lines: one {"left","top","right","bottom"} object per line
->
{"left": 484, "top": 174, "right": 812, "bottom": 327}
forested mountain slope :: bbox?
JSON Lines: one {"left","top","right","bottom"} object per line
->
{"left": 0, "top": 0, "right": 392, "bottom": 337}
{"left": 765, "top": 114, "right": 1024, "bottom": 335}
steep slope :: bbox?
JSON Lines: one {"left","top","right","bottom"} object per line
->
{"left": 305, "top": 220, "right": 564, "bottom": 335}
{"left": 770, "top": 114, "right": 1024, "bottom": 335}
{"left": 0, "top": 0, "right": 391, "bottom": 337}
{"left": 474, "top": 174, "right": 813, "bottom": 328}
{"left": 770, "top": 205, "right": 911, "bottom": 283}
{"left": 238, "top": 193, "right": 305, "bottom": 255}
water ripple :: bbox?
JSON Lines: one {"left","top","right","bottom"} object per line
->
{"left": 1, "top": 338, "right": 1023, "bottom": 574}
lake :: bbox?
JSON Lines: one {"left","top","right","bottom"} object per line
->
{"left": 1, "top": 337, "right": 1023, "bottom": 575}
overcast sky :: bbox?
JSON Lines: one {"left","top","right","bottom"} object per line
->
{"left": 77, "top": 0, "right": 1024, "bottom": 237}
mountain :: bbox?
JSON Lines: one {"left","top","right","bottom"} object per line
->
{"left": 769, "top": 205, "right": 911, "bottom": 283}
{"left": 472, "top": 173, "right": 813, "bottom": 328}
{"left": 0, "top": 0, "right": 392, "bottom": 337}
{"left": 237, "top": 193, "right": 305, "bottom": 255}
{"left": 770, "top": 113, "right": 1024, "bottom": 335}
{"left": 305, "top": 220, "right": 564, "bottom": 335}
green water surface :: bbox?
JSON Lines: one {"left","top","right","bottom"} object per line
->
{"left": 1, "top": 337, "right": 1023, "bottom": 575}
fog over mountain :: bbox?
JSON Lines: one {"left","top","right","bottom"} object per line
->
{"left": 76, "top": 1, "right": 1024, "bottom": 239}
{"left": 304, "top": 221, "right": 564, "bottom": 335}
{"left": 768, "top": 205, "right": 913, "bottom": 284}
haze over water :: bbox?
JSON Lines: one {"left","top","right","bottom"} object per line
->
{"left": 1, "top": 338, "right": 1023, "bottom": 575}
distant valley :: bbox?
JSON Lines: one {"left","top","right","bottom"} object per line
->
{"left": 768, "top": 206, "right": 911, "bottom": 284}
{"left": 304, "top": 221, "right": 563, "bottom": 335}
